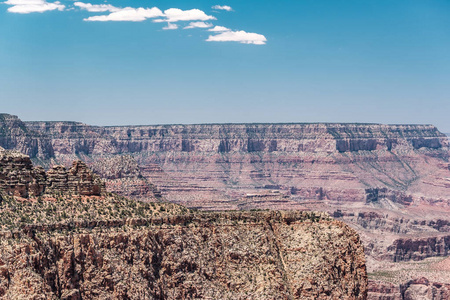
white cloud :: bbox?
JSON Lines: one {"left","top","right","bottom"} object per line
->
{"left": 157, "top": 8, "right": 216, "bottom": 23}
{"left": 212, "top": 5, "right": 232, "bottom": 11}
{"left": 162, "top": 23, "right": 178, "bottom": 30}
{"left": 84, "top": 7, "right": 214, "bottom": 23}
{"left": 4, "top": 0, "right": 266, "bottom": 46}
{"left": 206, "top": 30, "right": 267, "bottom": 45}
{"left": 84, "top": 7, "right": 163, "bottom": 22}
{"left": 4, "top": 0, "right": 64, "bottom": 13}
{"left": 184, "top": 21, "right": 212, "bottom": 29}
{"left": 208, "top": 25, "right": 230, "bottom": 32}
{"left": 74, "top": 2, "right": 119, "bottom": 13}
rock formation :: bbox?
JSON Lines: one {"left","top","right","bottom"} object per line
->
{"left": 0, "top": 114, "right": 52, "bottom": 158}
{"left": 387, "top": 235, "right": 450, "bottom": 262}
{"left": 400, "top": 278, "right": 450, "bottom": 300}
{"left": 0, "top": 147, "right": 46, "bottom": 197}
{"left": 91, "top": 155, "right": 162, "bottom": 201}
{"left": 368, "top": 281, "right": 402, "bottom": 300}
{"left": 368, "top": 278, "right": 450, "bottom": 300}
{"left": 0, "top": 148, "right": 368, "bottom": 299}
{"left": 0, "top": 211, "right": 368, "bottom": 299}
{"left": 0, "top": 147, "right": 104, "bottom": 197}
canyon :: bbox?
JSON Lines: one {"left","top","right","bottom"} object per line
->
{"left": 0, "top": 147, "right": 367, "bottom": 299}
{"left": 1, "top": 113, "right": 450, "bottom": 299}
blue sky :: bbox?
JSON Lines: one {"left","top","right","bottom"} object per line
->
{"left": 1, "top": 0, "right": 449, "bottom": 132}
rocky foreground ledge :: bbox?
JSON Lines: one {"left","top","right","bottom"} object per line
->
{"left": 0, "top": 210, "right": 367, "bottom": 299}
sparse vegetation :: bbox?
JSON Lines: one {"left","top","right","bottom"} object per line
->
{"left": 0, "top": 192, "right": 190, "bottom": 230}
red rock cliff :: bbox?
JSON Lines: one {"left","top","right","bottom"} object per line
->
{"left": 4, "top": 115, "right": 446, "bottom": 210}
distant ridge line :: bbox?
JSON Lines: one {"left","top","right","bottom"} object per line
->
{"left": 24, "top": 120, "right": 437, "bottom": 128}
{"left": 0, "top": 112, "right": 441, "bottom": 130}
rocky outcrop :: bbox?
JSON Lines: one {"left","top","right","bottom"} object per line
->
{"left": 91, "top": 155, "right": 161, "bottom": 200}
{"left": 365, "top": 188, "right": 413, "bottom": 206}
{"left": 0, "top": 148, "right": 104, "bottom": 197}
{"left": 46, "top": 161, "right": 104, "bottom": 196}
{"left": 401, "top": 278, "right": 450, "bottom": 300}
{"left": 0, "top": 147, "right": 46, "bottom": 197}
{"left": 387, "top": 236, "right": 450, "bottom": 262}
{"left": 0, "top": 211, "right": 368, "bottom": 299}
{"left": 368, "top": 280, "right": 402, "bottom": 300}
{"left": 368, "top": 278, "right": 450, "bottom": 300}
{"left": 67, "top": 160, "right": 104, "bottom": 196}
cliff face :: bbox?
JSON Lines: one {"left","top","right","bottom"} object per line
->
{"left": 0, "top": 114, "right": 53, "bottom": 158}
{"left": 368, "top": 278, "right": 450, "bottom": 300}
{"left": 0, "top": 211, "right": 367, "bottom": 300}
{"left": 387, "top": 235, "right": 450, "bottom": 262}
{"left": 13, "top": 117, "right": 449, "bottom": 210}
{"left": 23, "top": 121, "right": 448, "bottom": 155}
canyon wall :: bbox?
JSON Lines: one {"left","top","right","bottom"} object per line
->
{"left": 0, "top": 114, "right": 53, "bottom": 158}
{"left": 387, "top": 235, "right": 450, "bottom": 262}
{"left": 0, "top": 113, "right": 445, "bottom": 210}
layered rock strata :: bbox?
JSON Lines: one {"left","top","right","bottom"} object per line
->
{"left": 0, "top": 147, "right": 45, "bottom": 197}
{"left": 368, "top": 278, "right": 450, "bottom": 300}
{"left": 23, "top": 121, "right": 450, "bottom": 209}
{"left": 387, "top": 235, "right": 450, "bottom": 262}
{"left": 91, "top": 155, "right": 162, "bottom": 201}
{"left": 0, "top": 114, "right": 52, "bottom": 158}
{"left": 0, "top": 114, "right": 447, "bottom": 209}
{"left": 0, "top": 147, "right": 104, "bottom": 197}
{"left": 368, "top": 281, "right": 402, "bottom": 300}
